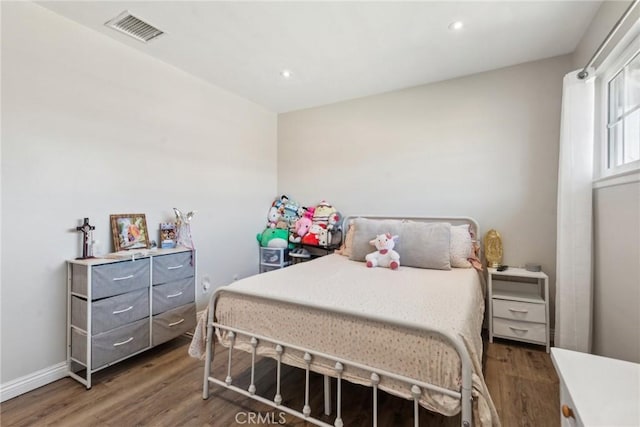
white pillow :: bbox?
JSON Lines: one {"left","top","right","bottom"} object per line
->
{"left": 450, "top": 224, "right": 472, "bottom": 268}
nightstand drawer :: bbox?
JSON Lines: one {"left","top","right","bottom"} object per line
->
{"left": 493, "top": 318, "right": 546, "bottom": 344}
{"left": 492, "top": 299, "right": 545, "bottom": 323}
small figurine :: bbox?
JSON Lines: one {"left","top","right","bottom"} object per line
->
{"left": 174, "top": 208, "right": 196, "bottom": 249}
{"left": 484, "top": 229, "right": 503, "bottom": 268}
{"left": 76, "top": 218, "right": 96, "bottom": 259}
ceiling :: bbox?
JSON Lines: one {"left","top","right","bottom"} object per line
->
{"left": 38, "top": 1, "right": 601, "bottom": 113}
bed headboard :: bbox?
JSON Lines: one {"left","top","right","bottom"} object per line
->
{"left": 339, "top": 215, "right": 481, "bottom": 253}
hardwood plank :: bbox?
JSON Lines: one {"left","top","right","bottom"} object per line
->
{"left": 1, "top": 336, "right": 560, "bottom": 426}
{"left": 484, "top": 340, "right": 559, "bottom": 427}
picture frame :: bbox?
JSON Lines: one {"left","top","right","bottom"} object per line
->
{"left": 110, "top": 213, "right": 150, "bottom": 252}
{"left": 159, "top": 222, "right": 177, "bottom": 249}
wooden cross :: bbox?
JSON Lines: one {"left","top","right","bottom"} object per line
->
{"left": 76, "top": 218, "right": 95, "bottom": 259}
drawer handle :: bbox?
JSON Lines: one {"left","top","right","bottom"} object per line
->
{"left": 113, "top": 274, "right": 134, "bottom": 282}
{"left": 562, "top": 405, "right": 575, "bottom": 419}
{"left": 113, "top": 337, "right": 134, "bottom": 347}
{"left": 112, "top": 306, "right": 134, "bottom": 314}
{"left": 168, "top": 318, "right": 185, "bottom": 327}
{"left": 508, "top": 326, "right": 529, "bottom": 333}
{"left": 167, "top": 265, "right": 184, "bottom": 270}
{"left": 167, "top": 291, "right": 183, "bottom": 298}
{"left": 508, "top": 308, "right": 529, "bottom": 314}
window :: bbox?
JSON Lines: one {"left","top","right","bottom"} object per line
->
{"left": 607, "top": 51, "right": 640, "bottom": 168}
{"left": 600, "top": 34, "right": 640, "bottom": 177}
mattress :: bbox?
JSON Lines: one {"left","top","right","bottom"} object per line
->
{"left": 214, "top": 254, "right": 499, "bottom": 426}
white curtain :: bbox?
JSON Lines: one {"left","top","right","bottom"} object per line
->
{"left": 555, "top": 70, "right": 595, "bottom": 352}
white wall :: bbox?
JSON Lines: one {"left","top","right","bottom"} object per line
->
{"left": 573, "top": 0, "right": 640, "bottom": 363}
{"left": 279, "top": 55, "right": 573, "bottom": 328}
{"left": 1, "top": 2, "right": 277, "bottom": 385}
{"left": 593, "top": 183, "right": 640, "bottom": 363}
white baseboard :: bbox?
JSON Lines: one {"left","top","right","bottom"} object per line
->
{"left": 0, "top": 362, "right": 68, "bottom": 402}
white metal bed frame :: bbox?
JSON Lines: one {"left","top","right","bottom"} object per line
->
{"left": 202, "top": 216, "right": 482, "bottom": 427}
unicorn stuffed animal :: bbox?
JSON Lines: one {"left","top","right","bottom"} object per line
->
{"left": 366, "top": 233, "right": 400, "bottom": 270}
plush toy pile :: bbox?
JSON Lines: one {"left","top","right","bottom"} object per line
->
{"left": 256, "top": 195, "right": 342, "bottom": 249}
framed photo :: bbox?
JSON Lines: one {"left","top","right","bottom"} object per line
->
{"left": 160, "top": 222, "right": 177, "bottom": 249}
{"left": 110, "top": 213, "right": 150, "bottom": 252}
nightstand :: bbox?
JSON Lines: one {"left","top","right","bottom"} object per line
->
{"left": 488, "top": 267, "right": 550, "bottom": 352}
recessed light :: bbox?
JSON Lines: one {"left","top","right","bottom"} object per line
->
{"left": 280, "top": 69, "right": 292, "bottom": 79}
{"left": 448, "top": 21, "right": 464, "bottom": 31}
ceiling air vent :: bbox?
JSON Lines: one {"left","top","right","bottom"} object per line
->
{"left": 105, "top": 11, "right": 164, "bottom": 43}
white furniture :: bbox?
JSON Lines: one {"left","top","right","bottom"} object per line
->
{"left": 551, "top": 347, "right": 640, "bottom": 426}
{"left": 67, "top": 247, "right": 196, "bottom": 388}
{"left": 259, "top": 247, "right": 289, "bottom": 273}
{"left": 488, "top": 267, "right": 550, "bottom": 352}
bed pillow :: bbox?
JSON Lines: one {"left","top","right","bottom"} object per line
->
{"left": 450, "top": 224, "right": 473, "bottom": 268}
{"left": 349, "top": 218, "right": 451, "bottom": 270}
{"left": 399, "top": 221, "right": 451, "bottom": 270}
{"left": 336, "top": 219, "right": 356, "bottom": 257}
{"left": 349, "top": 218, "right": 403, "bottom": 261}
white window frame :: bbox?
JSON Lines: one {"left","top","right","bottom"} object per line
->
{"left": 596, "top": 25, "right": 640, "bottom": 182}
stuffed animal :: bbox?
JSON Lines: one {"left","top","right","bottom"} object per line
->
{"left": 313, "top": 201, "right": 340, "bottom": 231}
{"left": 305, "top": 206, "right": 316, "bottom": 221}
{"left": 267, "top": 206, "right": 280, "bottom": 229}
{"left": 282, "top": 199, "right": 301, "bottom": 225}
{"left": 317, "top": 227, "right": 330, "bottom": 247}
{"left": 269, "top": 195, "right": 300, "bottom": 230}
{"left": 365, "top": 233, "right": 400, "bottom": 270}
{"left": 273, "top": 195, "right": 288, "bottom": 209}
{"left": 257, "top": 228, "right": 289, "bottom": 248}
{"left": 301, "top": 223, "right": 325, "bottom": 246}
{"left": 289, "top": 215, "right": 313, "bottom": 243}
{"left": 311, "top": 201, "right": 341, "bottom": 247}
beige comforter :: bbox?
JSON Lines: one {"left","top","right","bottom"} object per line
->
{"left": 207, "top": 254, "right": 499, "bottom": 426}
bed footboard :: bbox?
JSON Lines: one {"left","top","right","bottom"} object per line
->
{"left": 202, "top": 288, "right": 474, "bottom": 427}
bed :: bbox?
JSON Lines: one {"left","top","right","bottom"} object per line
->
{"left": 199, "top": 216, "right": 499, "bottom": 427}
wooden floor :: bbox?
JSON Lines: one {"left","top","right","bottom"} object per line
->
{"left": 1, "top": 336, "right": 559, "bottom": 426}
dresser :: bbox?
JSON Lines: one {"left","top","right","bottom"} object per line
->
{"left": 67, "top": 248, "right": 196, "bottom": 388}
{"left": 551, "top": 347, "right": 640, "bottom": 426}
{"left": 488, "top": 267, "right": 550, "bottom": 352}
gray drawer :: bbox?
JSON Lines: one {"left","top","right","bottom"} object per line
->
{"left": 72, "top": 288, "right": 149, "bottom": 334}
{"left": 152, "top": 252, "right": 194, "bottom": 285}
{"left": 72, "top": 259, "right": 150, "bottom": 300}
{"left": 71, "top": 317, "right": 149, "bottom": 369}
{"left": 152, "top": 303, "right": 196, "bottom": 346}
{"left": 152, "top": 277, "right": 195, "bottom": 315}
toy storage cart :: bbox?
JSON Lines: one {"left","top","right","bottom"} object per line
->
{"left": 259, "top": 247, "right": 289, "bottom": 273}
